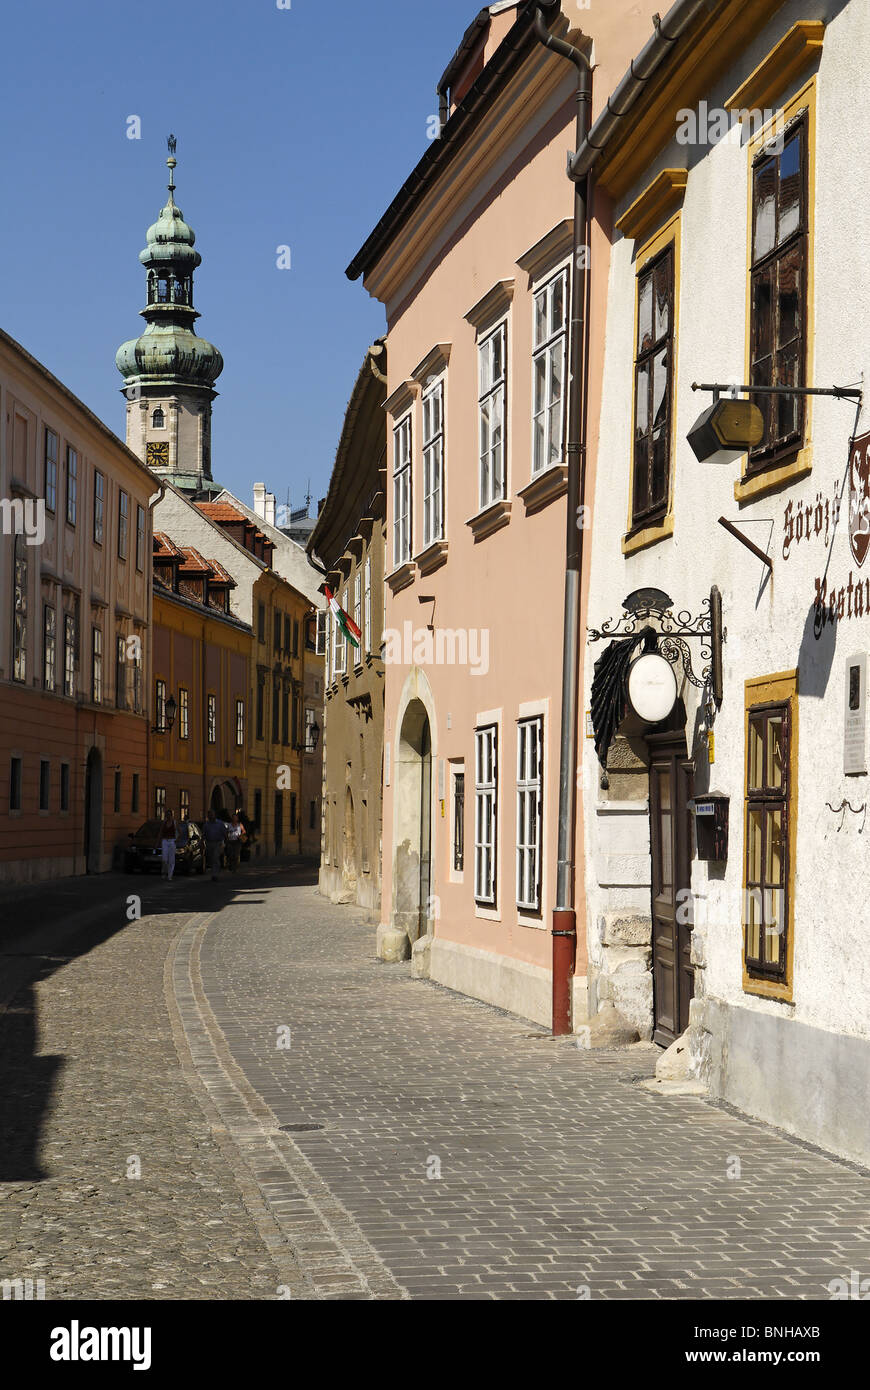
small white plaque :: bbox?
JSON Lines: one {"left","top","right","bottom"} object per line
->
{"left": 844, "top": 653, "right": 868, "bottom": 776}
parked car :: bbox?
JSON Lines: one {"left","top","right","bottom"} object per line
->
{"left": 124, "top": 819, "right": 206, "bottom": 875}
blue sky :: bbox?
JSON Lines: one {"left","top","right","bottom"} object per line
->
{"left": 0, "top": 0, "right": 485, "bottom": 513}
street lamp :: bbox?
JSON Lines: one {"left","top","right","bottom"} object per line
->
{"left": 306, "top": 716, "right": 321, "bottom": 753}
{"left": 687, "top": 380, "right": 862, "bottom": 462}
{"left": 152, "top": 693, "right": 177, "bottom": 735}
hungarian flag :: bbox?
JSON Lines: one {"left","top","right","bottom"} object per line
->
{"left": 324, "top": 585, "right": 361, "bottom": 649}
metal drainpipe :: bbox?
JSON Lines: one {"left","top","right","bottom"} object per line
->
{"left": 533, "top": 2, "right": 592, "bottom": 1035}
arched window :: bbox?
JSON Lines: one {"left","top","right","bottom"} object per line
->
{"left": 152, "top": 408, "right": 165, "bottom": 429}
{"left": 147, "top": 271, "right": 157, "bottom": 304}
{"left": 157, "top": 277, "right": 170, "bottom": 303}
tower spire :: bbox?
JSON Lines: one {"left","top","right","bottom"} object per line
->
{"left": 115, "top": 138, "right": 224, "bottom": 498}
{"left": 166, "top": 133, "right": 177, "bottom": 204}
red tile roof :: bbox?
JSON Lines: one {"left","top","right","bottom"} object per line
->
{"left": 178, "top": 546, "right": 212, "bottom": 576}
{"left": 196, "top": 502, "right": 249, "bottom": 524}
{"left": 153, "top": 532, "right": 183, "bottom": 560}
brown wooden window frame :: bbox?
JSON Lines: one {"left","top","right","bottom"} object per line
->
{"left": 631, "top": 244, "right": 674, "bottom": 530}
{"left": 744, "top": 699, "right": 790, "bottom": 983}
{"left": 748, "top": 113, "right": 808, "bottom": 472}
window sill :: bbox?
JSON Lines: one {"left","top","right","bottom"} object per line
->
{"left": 742, "top": 970, "right": 794, "bottom": 1005}
{"left": 734, "top": 447, "right": 812, "bottom": 504}
{"left": 386, "top": 560, "right": 417, "bottom": 593}
{"left": 466, "top": 499, "right": 512, "bottom": 542}
{"left": 517, "top": 464, "right": 568, "bottom": 514}
{"left": 622, "top": 514, "right": 674, "bottom": 555}
{"left": 474, "top": 902, "right": 501, "bottom": 921}
{"left": 414, "top": 539, "right": 449, "bottom": 574}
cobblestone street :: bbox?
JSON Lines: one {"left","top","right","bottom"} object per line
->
{"left": 2, "top": 867, "right": 870, "bottom": 1301}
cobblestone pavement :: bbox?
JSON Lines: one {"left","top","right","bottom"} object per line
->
{"left": 197, "top": 879, "right": 870, "bottom": 1301}
{"left": 2, "top": 868, "right": 870, "bottom": 1301}
{"left": 0, "top": 873, "right": 293, "bottom": 1300}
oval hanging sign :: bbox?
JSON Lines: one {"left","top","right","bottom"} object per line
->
{"left": 626, "top": 652, "right": 678, "bottom": 724}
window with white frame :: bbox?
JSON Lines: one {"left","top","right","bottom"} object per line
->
{"left": 354, "top": 572, "right": 362, "bottom": 659}
{"left": 392, "top": 414, "right": 412, "bottom": 568}
{"left": 532, "top": 270, "right": 568, "bottom": 475}
{"left": 478, "top": 323, "right": 507, "bottom": 510}
{"left": 155, "top": 678, "right": 167, "bottom": 732}
{"left": 422, "top": 377, "right": 445, "bottom": 546}
{"left": 516, "top": 716, "right": 543, "bottom": 912}
{"left": 91, "top": 626, "right": 103, "bottom": 704}
{"left": 316, "top": 609, "right": 327, "bottom": 656}
{"left": 63, "top": 612, "right": 76, "bottom": 697}
{"left": 333, "top": 599, "right": 346, "bottom": 677}
{"left": 474, "top": 725, "right": 498, "bottom": 905}
{"left": 364, "top": 557, "right": 372, "bottom": 654}
{"left": 236, "top": 698, "right": 245, "bottom": 747}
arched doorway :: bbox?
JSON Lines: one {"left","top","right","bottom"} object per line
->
{"left": 392, "top": 698, "right": 432, "bottom": 946}
{"left": 84, "top": 748, "right": 103, "bottom": 874}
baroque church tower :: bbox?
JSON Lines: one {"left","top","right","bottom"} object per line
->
{"left": 116, "top": 138, "right": 223, "bottom": 497}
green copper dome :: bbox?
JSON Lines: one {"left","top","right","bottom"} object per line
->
{"left": 116, "top": 144, "right": 222, "bottom": 391}
{"left": 115, "top": 324, "right": 223, "bottom": 386}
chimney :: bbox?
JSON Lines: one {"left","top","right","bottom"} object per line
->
{"left": 266, "top": 492, "right": 277, "bottom": 527}
{"left": 253, "top": 482, "right": 267, "bottom": 520}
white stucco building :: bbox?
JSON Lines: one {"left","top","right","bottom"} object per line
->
{"left": 580, "top": 0, "right": 870, "bottom": 1164}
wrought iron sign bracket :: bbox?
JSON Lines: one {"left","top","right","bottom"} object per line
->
{"left": 588, "top": 585, "right": 724, "bottom": 708}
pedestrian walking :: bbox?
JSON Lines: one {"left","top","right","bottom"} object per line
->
{"left": 226, "top": 813, "right": 246, "bottom": 873}
{"left": 203, "top": 809, "right": 227, "bottom": 881}
{"left": 159, "top": 810, "right": 177, "bottom": 881}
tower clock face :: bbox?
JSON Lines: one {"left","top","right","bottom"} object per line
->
{"left": 147, "top": 441, "right": 169, "bottom": 468}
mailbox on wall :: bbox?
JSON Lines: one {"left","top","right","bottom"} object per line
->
{"left": 691, "top": 793, "right": 729, "bottom": 862}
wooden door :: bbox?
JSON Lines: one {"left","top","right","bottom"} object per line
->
{"left": 648, "top": 736, "right": 695, "bottom": 1047}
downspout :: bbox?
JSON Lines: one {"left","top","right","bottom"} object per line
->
{"left": 569, "top": 0, "right": 711, "bottom": 181}
{"left": 533, "top": 1, "right": 592, "bottom": 1035}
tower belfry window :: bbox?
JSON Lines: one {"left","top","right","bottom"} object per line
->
{"left": 157, "top": 277, "right": 170, "bottom": 303}
{"left": 152, "top": 408, "right": 165, "bottom": 429}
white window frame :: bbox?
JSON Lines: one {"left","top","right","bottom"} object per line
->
{"left": 235, "top": 698, "right": 245, "bottom": 747}
{"left": 316, "top": 609, "right": 327, "bottom": 656}
{"left": 354, "top": 572, "right": 362, "bottom": 661}
{"left": 179, "top": 687, "right": 189, "bottom": 739}
{"left": 155, "top": 678, "right": 167, "bottom": 732}
{"left": 392, "top": 413, "right": 412, "bottom": 568}
{"left": 422, "top": 376, "right": 445, "bottom": 547}
{"left": 478, "top": 322, "right": 507, "bottom": 510}
{"left": 364, "top": 557, "right": 372, "bottom": 655}
{"left": 532, "top": 268, "right": 569, "bottom": 476}
{"left": 516, "top": 716, "right": 544, "bottom": 912}
{"left": 333, "top": 597, "right": 346, "bottom": 677}
{"left": 474, "top": 725, "right": 498, "bottom": 906}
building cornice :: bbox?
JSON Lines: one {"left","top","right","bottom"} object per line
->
{"left": 591, "top": 0, "right": 797, "bottom": 201}
{"left": 725, "top": 21, "right": 825, "bottom": 114}
{"left": 615, "top": 169, "right": 688, "bottom": 244}
{"left": 357, "top": 31, "right": 579, "bottom": 306}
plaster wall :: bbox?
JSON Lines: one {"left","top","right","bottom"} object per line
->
{"left": 584, "top": 0, "right": 870, "bottom": 1142}
{"left": 370, "top": 2, "right": 659, "bottom": 1023}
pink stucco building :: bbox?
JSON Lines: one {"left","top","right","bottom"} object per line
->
{"left": 345, "top": 1, "right": 656, "bottom": 1027}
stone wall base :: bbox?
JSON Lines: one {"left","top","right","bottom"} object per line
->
{"left": 317, "top": 865, "right": 380, "bottom": 920}
{"left": 430, "top": 936, "right": 587, "bottom": 1030}
{"left": 691, "top": 996, "right": 870, "bottom": 1168}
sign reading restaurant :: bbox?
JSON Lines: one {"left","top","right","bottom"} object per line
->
{"left": 781, "top": 431, "right": 870, "bottom": 638}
